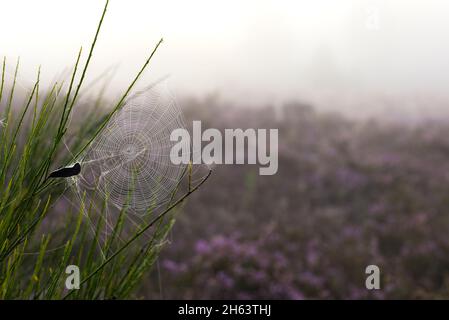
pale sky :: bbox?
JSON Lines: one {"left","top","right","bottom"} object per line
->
{"left": 1, "top": 0, "right": 449, "bottom": 117}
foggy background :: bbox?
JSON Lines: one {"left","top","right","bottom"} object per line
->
{"left": 3, "top": 0, "right": 449, "bottom": 299}
{"left": 2, "top": 0, "right": 449, "bottom": 119}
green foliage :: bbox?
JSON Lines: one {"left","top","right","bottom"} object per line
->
{"left": 0, "top": 0, "right": 210, "bottom": 299}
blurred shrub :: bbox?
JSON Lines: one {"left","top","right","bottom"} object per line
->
{"left": 144, "top": 98, "right": 449, "bottom": 299}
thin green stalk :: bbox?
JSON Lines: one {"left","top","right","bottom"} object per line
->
{"left": 0, "top": 57, "right": 5, "bottom": 107}
{"left": 63, "top": 169, "right": 212, "bottom": 299}
{"left": 70, "top": 37, "right": 164, "bottom": 163}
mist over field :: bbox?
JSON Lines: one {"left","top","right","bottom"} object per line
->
{"left": 2, "top": 0, "right": 449, "bottom": 119}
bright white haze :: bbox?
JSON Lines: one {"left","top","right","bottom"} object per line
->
{"left": 1, "top": 0, "right": 449, "bottom": 118}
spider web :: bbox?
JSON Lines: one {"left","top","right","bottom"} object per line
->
{"left": 25, "top": 81, "right": 210, "bottom": 258}
{"left": 75, "top": 82, "right": 190, "bottom": 215}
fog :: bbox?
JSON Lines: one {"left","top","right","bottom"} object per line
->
{"left": 1, "top": 0, "right": 449, "bottom": 118}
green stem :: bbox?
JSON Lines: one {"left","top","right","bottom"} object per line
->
{"left": 63, "top": 169, "right": 212, "bottom": 299}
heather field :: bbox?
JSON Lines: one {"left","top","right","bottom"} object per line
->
{"left": 144, "top": 99, "right": 449, "bottom": 299}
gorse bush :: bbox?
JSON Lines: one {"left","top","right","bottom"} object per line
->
{"left": 0, "top": 0, "right": 210, "bottom": 299}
